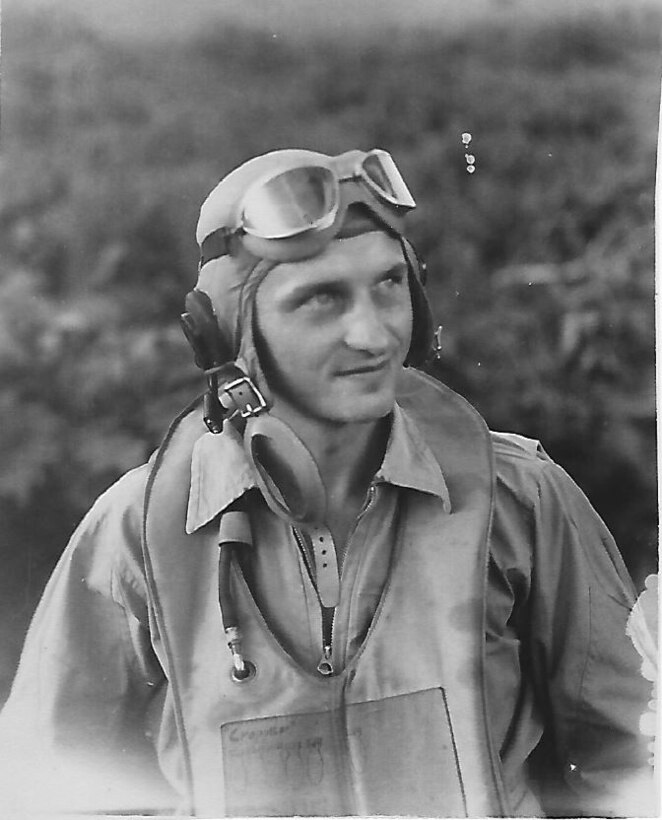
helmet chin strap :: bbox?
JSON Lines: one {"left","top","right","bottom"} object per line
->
{"left": 243, "top": 413, "right": 327, "bottom": 528}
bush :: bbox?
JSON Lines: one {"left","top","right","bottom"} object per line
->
{"left": 0, "top": 6, "right": 658, "bottom": 700}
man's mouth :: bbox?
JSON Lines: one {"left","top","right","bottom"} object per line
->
{"left": 337, "top": 359, "right": 391, "bottom": 377}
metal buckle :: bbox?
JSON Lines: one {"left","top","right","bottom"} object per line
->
{"left": 220, "top": 376, "right": 267, "bottom": 419}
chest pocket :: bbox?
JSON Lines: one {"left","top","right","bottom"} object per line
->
{"left": 220, "top": 687, "right": 466, "bottom": 817}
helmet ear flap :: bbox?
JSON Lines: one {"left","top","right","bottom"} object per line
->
{"left": 401, "top": 238, "right": 435, "bottom": 367}
{"left": 180, "top": 289, "right": 231, "bottom": 371}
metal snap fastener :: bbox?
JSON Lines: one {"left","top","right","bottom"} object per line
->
{"left": 230, "top": 659, "right": 256, "bottom": 684}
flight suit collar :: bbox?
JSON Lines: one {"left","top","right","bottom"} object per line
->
{"left": 185, "top": 403, "right": 451, "bottom": 534}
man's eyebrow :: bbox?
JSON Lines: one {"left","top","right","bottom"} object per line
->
{"left": 378, "top": 262, "right": 408, "bottom": 279}
{"left": 284, "top": 261, "right": 409, "bottom": 303}
{"left": 285, "top": 279, "right": 347, "bottom": 304}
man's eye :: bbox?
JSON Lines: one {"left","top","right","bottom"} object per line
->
{"left": 377, "top": 273, "right": 406, "bottom": 292}
{"left": 302, "top": 291, "right": 340, "bottom": 309}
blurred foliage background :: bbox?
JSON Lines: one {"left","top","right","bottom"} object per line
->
{"left": 0, "top": 3, "right": 659, "bottom": 703}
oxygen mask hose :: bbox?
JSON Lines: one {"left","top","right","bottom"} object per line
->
{"left": 218, "top": 507, "right": 256, "bottom": 682}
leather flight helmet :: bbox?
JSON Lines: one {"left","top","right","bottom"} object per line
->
{"left": 192, "top": 148, "right": 435, "bottom": 372}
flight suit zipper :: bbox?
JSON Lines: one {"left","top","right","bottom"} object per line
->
{"left": 318, "top": 606, "right": 335, "bottom": 676}
{"left": 293, "top": 484, "right": 377, "bottom": 677}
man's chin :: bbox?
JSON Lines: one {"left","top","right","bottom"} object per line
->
{"left": 271, "top": 378, "right": 399, "bottom": 428}
{"left": 329, "top": 391, "right": 396, "bottom": 425}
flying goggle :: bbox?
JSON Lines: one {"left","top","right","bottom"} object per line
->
{"left": 200, "top": 149, "right": 416, "bottom": 266}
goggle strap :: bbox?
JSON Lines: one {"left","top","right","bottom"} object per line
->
{"left": 200, "top": 226, "right": 234, "bottom": 268}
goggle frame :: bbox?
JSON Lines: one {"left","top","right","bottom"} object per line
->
{"left": 239, "top": 149, "right": 416, "bottom": 242}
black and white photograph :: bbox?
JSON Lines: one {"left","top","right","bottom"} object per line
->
{"left": 0, "top": 0, "right": 659, "bottom": 816}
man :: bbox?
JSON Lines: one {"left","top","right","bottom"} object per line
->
{"left": 0, "top": 148, "right": 655, "bottom": 817}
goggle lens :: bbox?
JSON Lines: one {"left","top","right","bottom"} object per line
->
{"left": 242, "top": 166, "right": 339, "bottom": 239}
{"left": 360, "top": 150, "right": 416, "bottom": 209}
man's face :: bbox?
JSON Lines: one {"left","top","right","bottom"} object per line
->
{"left": 254, "top": 232, "right": 413, "bottom": 426}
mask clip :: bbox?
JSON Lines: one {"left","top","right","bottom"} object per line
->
{"left": 203, "top": 388, "right": 225, "bottom": 434}
{"left": 433, "top": 325, "right": 443, "bottom": 360}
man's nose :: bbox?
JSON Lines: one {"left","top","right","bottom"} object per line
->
{"left": 343, "top": 296, "right": 391, "bottom": 355}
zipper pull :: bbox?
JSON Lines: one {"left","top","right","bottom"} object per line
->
{"left": 317, "top": 644, "right": 334, "bottom": 676}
